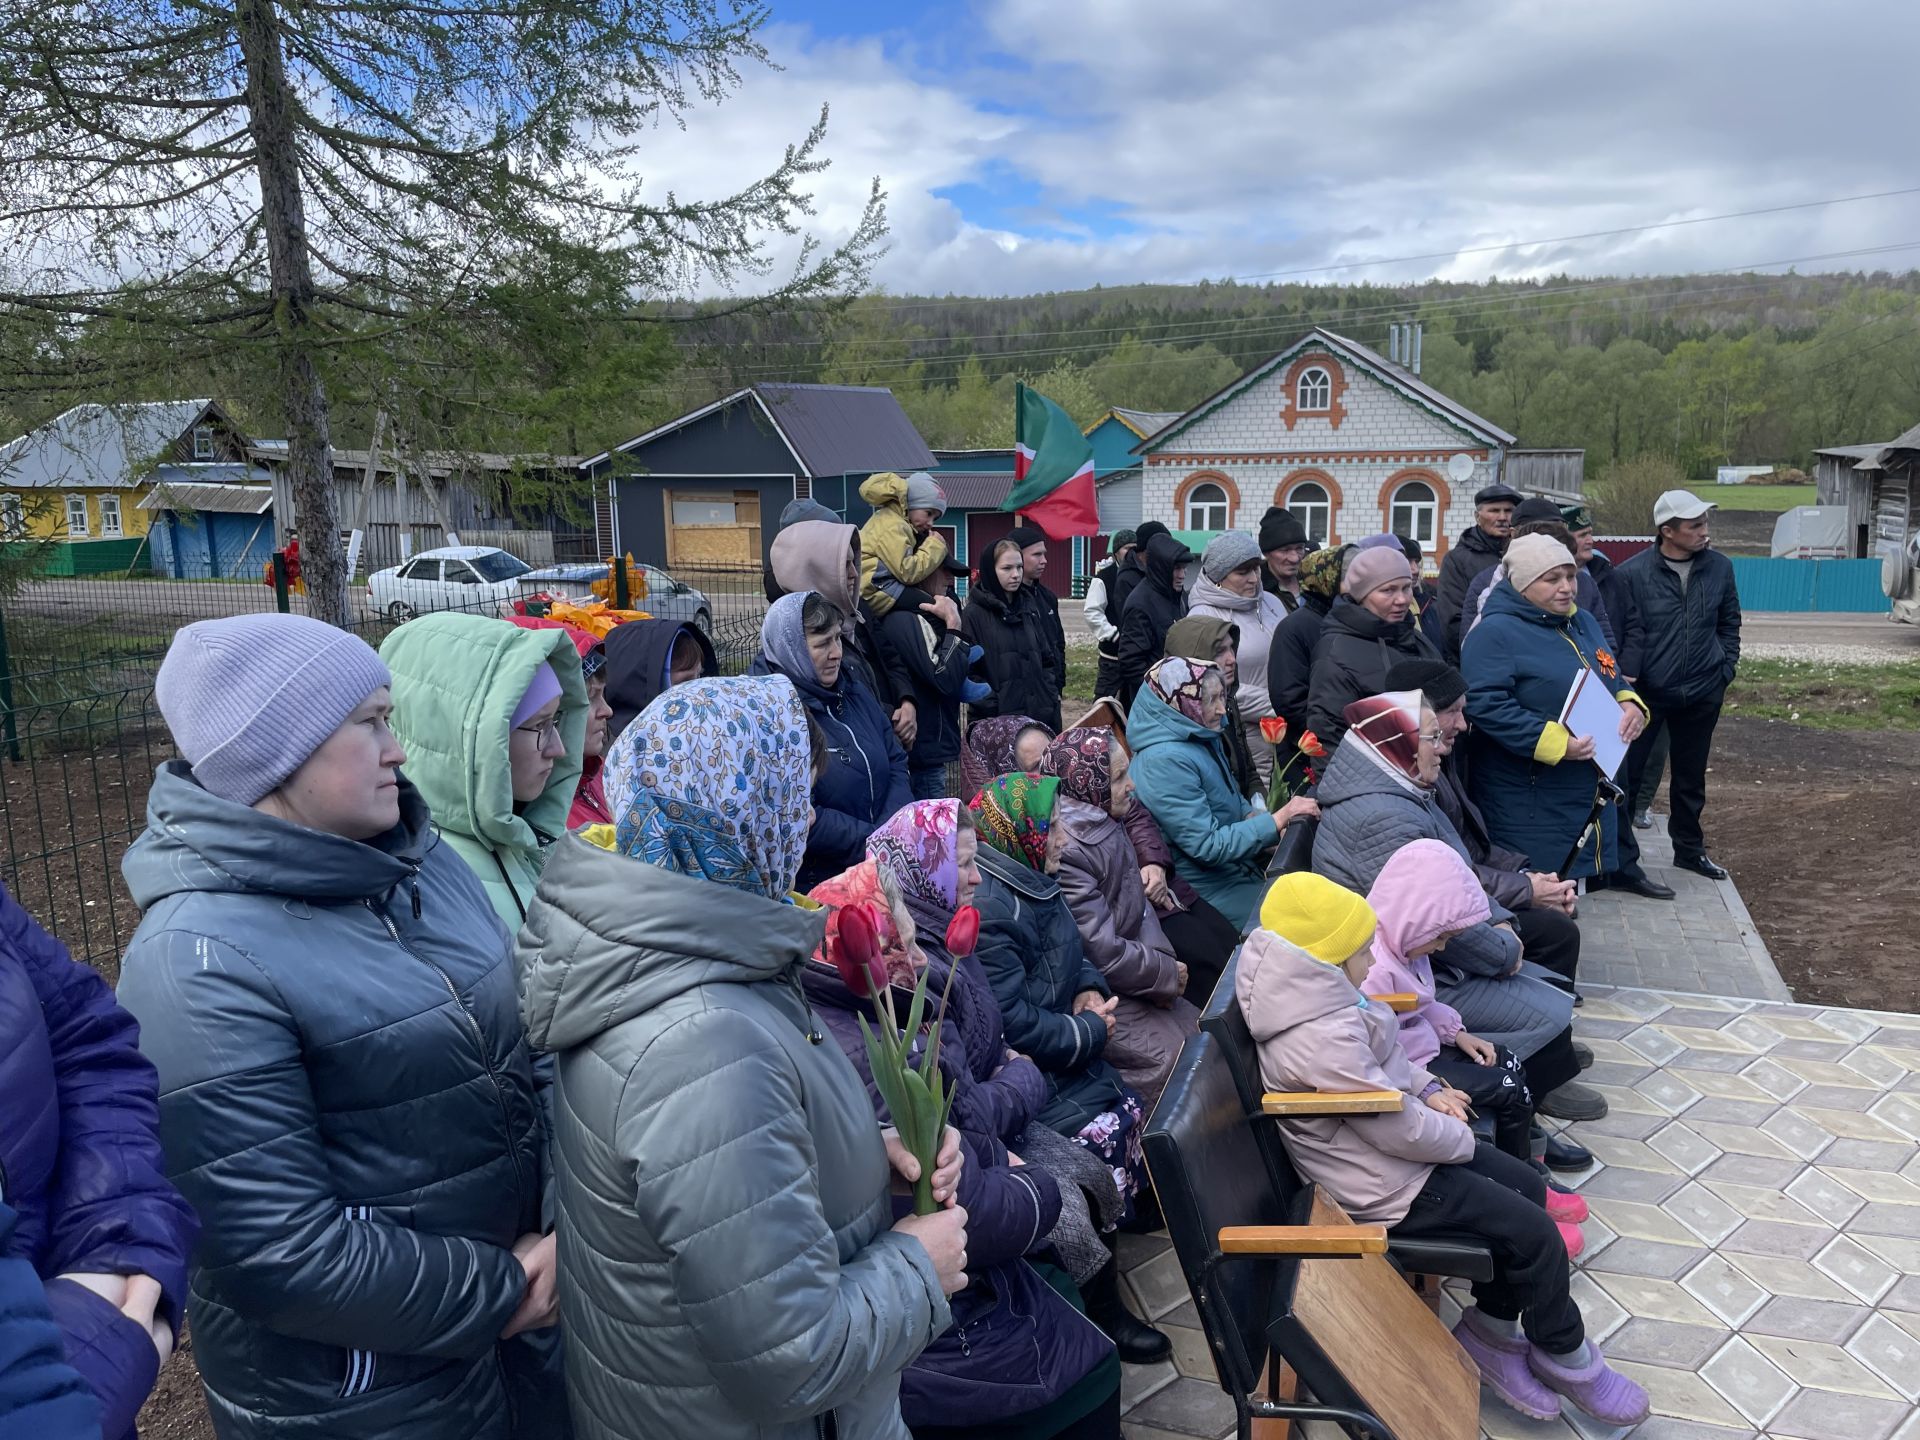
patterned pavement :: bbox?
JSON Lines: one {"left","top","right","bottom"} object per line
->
{"left": 1119, "top": 987, "right": 1920, "bottom": 1440}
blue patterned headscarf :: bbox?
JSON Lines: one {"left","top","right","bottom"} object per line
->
{"left": 604, "top": 674, "right": 813, "bottom": 898}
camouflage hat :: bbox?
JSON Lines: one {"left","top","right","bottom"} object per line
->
{"left": 1300, "top": 544, "right": 1347, "bottom": 600}
{"left": 1560, "top": 503, "right": 1594, "bottom": 532}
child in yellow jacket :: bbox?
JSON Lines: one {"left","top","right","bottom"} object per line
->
{"left": 858, "top": 471, "right": 949, "bottom": 616}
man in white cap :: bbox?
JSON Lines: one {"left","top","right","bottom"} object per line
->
{"left": 1608, "top": 490, "right": 1742, "bottom": 893}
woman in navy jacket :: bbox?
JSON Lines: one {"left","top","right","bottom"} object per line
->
{"left": 756, "top": 590, "right": 914, "bottom": 891}
{"left": 0, "top": 883, "right": 196, "bottom": 1440}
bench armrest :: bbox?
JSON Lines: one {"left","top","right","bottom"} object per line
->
{"left": 1373, "top": 992, "right": 1418, "bottom": 1013}
{"left": 1218, "top": 1225, "right": 1389, "bottom": 1256}
{"left": 1262, "top": 1090, "right": 1405, "bottom": 1115}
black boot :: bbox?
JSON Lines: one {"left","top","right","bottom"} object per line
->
{"left": 1083, "top": 1257, "right": 1172, "bottom": 1364}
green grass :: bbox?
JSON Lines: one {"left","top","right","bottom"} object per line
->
{"left": 1724, "top": 657, "right": 1920, "bottom": 730}
{"left": 1702, "top": 484, "right": 1817, "bottom": 511}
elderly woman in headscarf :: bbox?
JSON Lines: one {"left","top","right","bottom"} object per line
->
{"left": 959, "top": 713, "right": 1054, "bottom": 799}
{"left": 802, "top": 859, "right": 1123, "bottom": 1439}
{"left": 966, "top": 776, "right": 1172, "bottom": 1364}
{"left": 1039, "top": 726, "right": 1199, "bottom": 1107}
{"left": 1165, "top": 614, "right": 1262, "bottom": 806}
{"left": 756, "top": 590, "right": 914, "bottom": 891}
{"left": 768, "top": 518, "right": 917, "bottom": 740}
{"left": 1127, "top": 656, "right": 1317, "bottom": 930}
{"left": 517, "top": 676, "right": 968, "bottom": 1440}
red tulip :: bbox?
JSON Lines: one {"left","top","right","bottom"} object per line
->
{"left": 1298, "top": 730, "right": 1327, "bottom": 758}
{"left": 833, "top": 903, "right": 890, "bottom": 998}
{"left": 1259, "top": 715, "right": 1288, "bottom": 745}
{"left": 945, "top": 904, "right": 981, "bottom": 959}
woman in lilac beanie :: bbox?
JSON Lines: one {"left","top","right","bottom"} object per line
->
{"left": 117, "top": 612, "right": 570, "bottom": 1440}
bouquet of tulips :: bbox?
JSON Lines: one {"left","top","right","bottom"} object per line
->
{"left": 829, "top": 901, "right": 981, "bottom": 1216}
{"left": 1259, "top": 715, "right": 1326, "bottom": 809}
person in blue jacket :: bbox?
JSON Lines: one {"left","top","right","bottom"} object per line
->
{"left": 0, "top": 1198, "right": 100, "bottom": 1438}
{"left": 756, "top": 589, "right": 914, "bottom": 890}
{"left": 0, "top": 882, "right": 196, "bottom": 1440}
{"left": 1461, "top": 535, "right": 1648, "bottom": 883}
{"left": 1126, "top": 655, "right": 1317, "bottom": 929}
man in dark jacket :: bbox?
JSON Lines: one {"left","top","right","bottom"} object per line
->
{"left": 1257, "top": 505, "right": 1309, "bottom": 609}
{"left": 1085, "top": 529, "right": 1138, "bottom": 700}
{"left": 1458, "top": 512, "right": 1614, "bottom": 650}
{"left": 1436, "top": 480, "right": 1520, "bottom": 660}
{"left": 1, "top": 884, "right": 197, "bottom": 1440}
{"left": 1612, "top": 490, "right": 1743, "bottom": 888}
{"left": 1115, "top": 531, "right": 1193, "bottom": 707}
{"left": 1109, "top": 519, "right": 1165, "bottom": 622}
{"left": 1304, "top": 544, "right": 1440, "bottom": 747}
{"left": 878, "top": 557, "right": 984, "bottom": 798}
{"left": 1009, "top": 523, "right": 1068, "bottom": 700}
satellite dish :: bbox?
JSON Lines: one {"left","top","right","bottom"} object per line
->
{"left": 1446, "top": 453, "right": 1476, "bottom": 483}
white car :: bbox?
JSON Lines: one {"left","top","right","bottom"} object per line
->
{"left": 367, "top": 545, "right": 535, "bottom": 621}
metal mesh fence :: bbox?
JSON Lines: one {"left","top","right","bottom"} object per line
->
{"left": 0, "top": 555, "right": 771, "bottom": 971}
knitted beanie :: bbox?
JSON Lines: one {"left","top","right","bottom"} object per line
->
{"left": 1342, "top": 544, "right": 1413, "bottom": 600}
{"left": 1504, "top": 533, "right": 1577, "bottom": 592}
{"left": 904, "top": 472, "right": 947, "bottom": 516}
{"left": 511, "top": 662, "right": 563, "bottom": 729}
{"left": 1258, "top": 506, "right": 1308, "bottom": 552}
{"left": 1259, "top": 873, "right": 1378, "bottom": 965}
{"left": 156, "top": 613, "right": 392, "bottom": 805}
{"left": 1385, "top": 658, "right": 1467, "bottom": 712}
{"left": 1201, "top": 530, "right": 1263, "bottom": 583}
{"left": 1008, "top": 523, "right": 1048, "bottom": 551}
{"left": 1108, "top": 528, "right": 1137, "bottom": 554}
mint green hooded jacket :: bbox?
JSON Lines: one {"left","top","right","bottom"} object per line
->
{"left": 380, "top": 613, "right": 589, "bottom": 929}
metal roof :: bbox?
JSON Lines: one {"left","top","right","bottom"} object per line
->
{"left": 929, "top": 471, "right": 1018, "bottom": 509}
{"left": 1814, "top": 442, "right": 1890, "bottom": 459}
{"left": 1, "top": 399, "right": 213, "bottom": 489}
{"left": 1101, "top": 407, "right": 1182, "bottom": 439}
{"left": 1133, "top": 327, "right": 1517, "bottom": 454}
{"left": 1096, "top": 465, "right": 1142, "bottom": 488}
{"left": 139, "top": 476, "right": 274, "bottom": 514}
{"left": 1881, "top": 419, "right": 1920, "bottom": 454}
{"left": 751, "top": 383, "right": 935, "bottom": 477}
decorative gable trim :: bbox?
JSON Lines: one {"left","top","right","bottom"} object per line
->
{"left": 1279, "top": 353, "right": 1348, "bottom": 431}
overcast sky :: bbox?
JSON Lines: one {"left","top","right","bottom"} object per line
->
{"left": 633, "top": 0, "right": 1920, "bottom": 297}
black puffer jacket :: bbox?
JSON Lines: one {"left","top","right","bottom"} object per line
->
{"left": 1584, "top": 551, "right": 1638, "bottom": 664}
{"left": 1265, "top": 589, "right": 1332, "bottom": 743}
{"left": 964, "top": 581, "right": 1064, "bottom": 733}
{"left": 1435, "top": 524, "right": 1507, "bottom": 661}
{"left": 1615, "top": 545, "right": 1742, "bottom": 707}
{"left": 1026, "top": 581, "right": 1069, "bottom": 698}
{"left": 1116, "top": 534, "right": 1191, "bottom": 708}
{"left": 1304, "top": 597, "right": 1442, "bottom": 747}
{"left": 877, "top": 605, "right": 973, "bottom": 768}
{"left": 117, "top": 765, "right": 565, "bottom": 1440}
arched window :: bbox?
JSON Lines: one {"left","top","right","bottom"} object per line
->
{"left": 1184, "top": 481, "right": 1230, "bottom": 531}
{"left": 1296, "top": 366, "right": 1331, "bottom": 411}
{"left": 1286, "top": 481, "right": 1332, "bottom": 545}
{"left": 1389, "top": 480, "right": 1438, "bottom": 548}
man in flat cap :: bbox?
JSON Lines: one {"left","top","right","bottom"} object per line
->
{"left": 1436, "top": 480, "right": 1521, "bottom": 661}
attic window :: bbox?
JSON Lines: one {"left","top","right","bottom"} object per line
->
{"left": 1296, "top": 367, "right": 1331, "bottom": 411}
{"left": 192, "top": 424, "right": 215, "bottom": 460}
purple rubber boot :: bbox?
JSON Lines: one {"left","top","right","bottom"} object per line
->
{"left": 1451, "top": 1317, "right": 1560, "bottom": 1421}
{"left": 1528, "top": 1342, "right": 1652, "bottom": 1426}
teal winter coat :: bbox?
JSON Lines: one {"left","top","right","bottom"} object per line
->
{"left": 1460, "top": 580, "right": 1645, "bottom": 880}
{"left": 1124, "top": 683, "right": 1276, "bottom": 929}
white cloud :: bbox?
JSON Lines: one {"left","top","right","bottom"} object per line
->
{"left": 646, "top": 0, "right": 1920, "bottom": 296}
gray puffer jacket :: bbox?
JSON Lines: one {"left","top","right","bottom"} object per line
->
{"left": 1310, "top": 739, "right": 1521, "bottom": 983}
{"left": 117, "top": 762, "right": 563, "bottom": 1440}
{"left": 517, "top": 830, "right": 950, "bottom": 1440}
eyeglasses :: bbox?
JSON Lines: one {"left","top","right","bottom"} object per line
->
{"left": 1418, "top": 730, "right": 1446, "bottom": 746}
{"left": 514, "top": 718, "right": 565, "bottom": 752}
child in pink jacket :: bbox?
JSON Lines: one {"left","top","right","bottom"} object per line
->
{"left": 1238, "top": 872, "right": 1648, "bottom": 1430}
{"left": 1363, "top": 841, "right": 1588, "bottom": 1234}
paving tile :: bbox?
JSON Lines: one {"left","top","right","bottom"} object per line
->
{"left": 1721, "top": 1252, "right": 1856, "bottom": 1303}
{"left": 1589, "top": 1198, "right": 1708, "bottom": 1248}
{"left": 1115, "top": 1231, "right": 1172, "bottom": 1266}
{"left": 1647, "top": 1121, "right": 1725, "bottom": 1176}
{"left": 1119, "top": 1356, "right": 1177, "bottom": 1409}
{"left": 1765, "top": 1387, "right": 1915, "bottom": 1440}
{"left": 1608, "top": 990, "right": 1674, "bottom": 1020}
{"left": 1819, "top": 1138, "right": 1916, "bottom": 1171}
{"left": 1721, "top": 1016, "right": 1783, "bottom": 1052}
{"left": 1605, "top": 1315, "right": 1730, "bottom": 1369}
{"left": 1659, "top": 1024, "right": 1759, "bottom": 1055}
{"left": 1610, "top": 1420, "right": 1755, "bottom": 1440}
{"left": 1587, "top": 1082, "right": 1670, "bottom": 1117}
{"left": 1768, "top": 1039, "right": 1853, "bottom": 1062}
{"left": 1823, "top": 1167, "right": 1920, "bottom": 1206}
{"left": 1124, "top": 1248, "right": 1191, "bottom": 1320}
{"left": 1662, "top": 1183, "right": 1747, "bottom": 1245}
{"left": 1849, "top": 1203, "right": 1920, "bottom": 1239}
{"left": 1574, "top": 1167, "right": 1687, "bottom": 1205}
{"left": 1688, "top": 1121, "right": 1796, "bottom": 1160}
{"left": 1579, "top": 1110, "right": 1670, "bottom": 1141}
{"left": 1669, "top": 1069, "right": 1772, "bottom": 1102}
{"left": 1844, "top": 1311, "right": 1920, "bottom": 1400}
{"left": 1122, "top": 1376, "right": 1238, "bottom": 1437}
{"left": 1165, "top": 1323, "right": 1217, "bottom": 1384}
{"left": 1792, "top": 1107, "right": 1912, "bottom": 1145}
{"left": 1866, "top": 1091, "right": 1920, "bottom": 1140}
{"left": 1851, "top": 1233, "right": 1920, "bottom": 1274}
{"left": 1789, "top": 1084, "right": 1883, "bottom": 1112}
{"left": 1585, "top": 1238, "right": 1706, "bottom": 1280}
{"left": 1743, "top": 1294, "right": 1872, "bottom": 1343}
{"left": 1842, "top": 1045, "right": 1912, "bottom": 1089}
{"left": 1812, "top": 1235, "right": 1900, "bottom": 1304}
{"left": 1698, "top": 1153, "right": 1806, "bottom": 1190}
{"left": 1746, "top": 1333, "right": 1899, "bottom": 1397}
{"left": 1741, "top": 1058, "right": 1810, "bottom": 1102}
{"left": 1721, "top": 1220, "right": 1830, "bottom": 1262}
{"left": 1697, "top": 1336, "right": 1798, "bottom": 1426}
{"left": 1580, "top": 1133, "right": 1684, "bottom": 1174}
{"left": 1592, "top": 1272, "right": 1728, "bottom": 1328}
{"left": 1774, "top": 1056, "right": 1883, "bottom": 1090}
{"left": 1477, "top": 1406, "right": 1580, "bottom": 1439}
{"left": 1679, "top": 1252, "right": 1770, "bottom": 1327}
{"left": 1609, "top": 1357, "right": 1749, "bottom": 1430}
{"left": 1699, "top": 1180, "right": 1826, "bottom": 1228}
{"left": 1758, "top": 1110, "right": 1835, "bottom": 1162}
{"left": 1782, "top": 1168, "right": 1868, "bottom": 1227}
{"left": 1682, "top": 1098, "right": 1781, "bottom": 1127}
{"left": 1819, "top": 1010, "right": 1890, "bottom": 1043}
{"left": 1568, "top": 1268, "right": 1629, "bottom": 1341}
{"left": 1889, "top": 1274, "right": 1920, "bottom": 1311}
{"left": 1625, "top": 1026, "right": 1691, "bottom": 1065}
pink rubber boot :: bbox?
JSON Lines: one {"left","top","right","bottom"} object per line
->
{"left": 1545, "top": 1185, "right": 1589, "bottom": 1224}
{"left": 1529, "top": 1343, "right": 1652, "bottom": 1427}
{"left": 1556, "top": 1220, "right": 1585, "bottom": 1257}
{"left": 1452, "top": 1317, "right": 1561, "bottom": 1421}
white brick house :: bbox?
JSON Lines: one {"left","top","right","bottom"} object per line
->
{"left": 1134, "top": 327, "right": 1520, "bottom": 568}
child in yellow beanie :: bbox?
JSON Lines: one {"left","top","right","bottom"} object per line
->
{"left": 1236, "top": 872, "right": 1648, "bottom": 1429}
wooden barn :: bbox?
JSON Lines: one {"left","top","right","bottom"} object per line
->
{"left": 1815, "top": 423, "right": 1920, "bottom": 621}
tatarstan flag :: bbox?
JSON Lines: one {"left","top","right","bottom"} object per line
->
{"left": 1003, "top": 382, "right": 1100, "bottom": 538}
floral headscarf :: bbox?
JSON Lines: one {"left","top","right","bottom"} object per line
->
{"left": 1300, "top": 545, "right": 1346, "bottom": 601}
{"left": 810, "top": 858, "right": 917, "bottom": 989}
{"left": 961, "top": 713, "right": 1053, "bottom": 798}
{"left": 1041, "top": 726, "right": 1113, "bottom": 809}
{"left": 970, "top": 773, "right": 1061, "bottom": 872}
{"left": 1146, "top": 655, "right": 1224, "bottom": 726}
{"left": 605, "top": 674, "right": 812, "bottom": 899}
{"left": 866, "top": 799, "right": 962, "bottom": 928}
